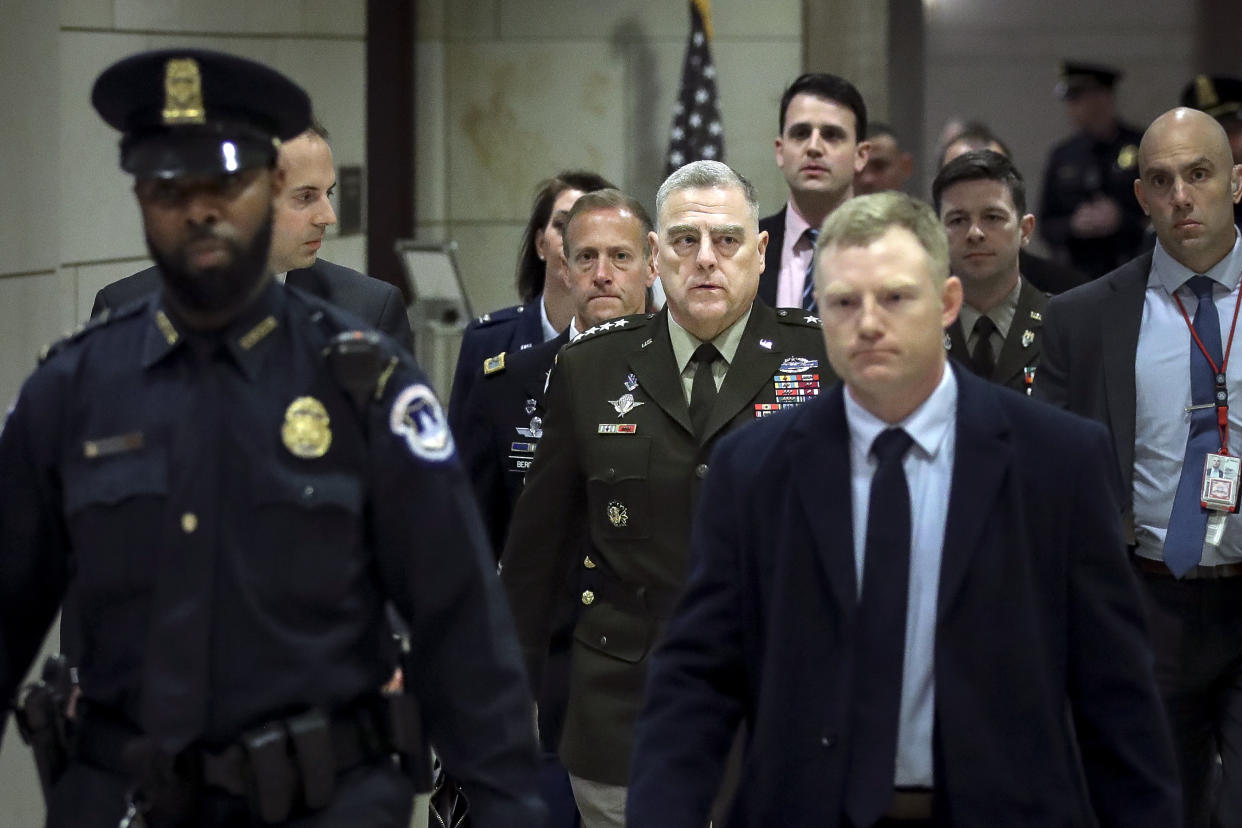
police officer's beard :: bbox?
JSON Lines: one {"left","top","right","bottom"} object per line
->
{"left": 149, "top": 208, "right": 274, "bottom": 316}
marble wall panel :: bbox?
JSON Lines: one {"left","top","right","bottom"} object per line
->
{"left": 3, "top": 2, "right": 60, "bottom": 277}
{"left": 443, "top": 220, "right": 526, "bottom": 315}
{"left": 60, "top": 31, "right": 165, "bottom": 266}
{"left": 59, "top": 0, "right": 113, "bottom": 28}
{"left": 0, "top": 269, "right": 80, "bottom": 409}
{"left": 303, "top": 0, "right": 366, "bottom": 37}
{"left": 444, "top": 41, "right": 627, "bottom": 223}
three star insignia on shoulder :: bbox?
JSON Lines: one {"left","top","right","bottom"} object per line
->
{"left": 483, "top": 352, "right": 506, "bottom": 375}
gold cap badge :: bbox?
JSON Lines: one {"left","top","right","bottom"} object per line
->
{"left": 163, "top": 58, "right": 206, "bottom": 125}
{"left": 281, "top": 396, "right": 332, "bottom": 459}
{"left": 1117, "top": 144, "right": 1138, "bottom": 170}
{"left": 1196, "top": 74, "right": 1219, "bottom": 109}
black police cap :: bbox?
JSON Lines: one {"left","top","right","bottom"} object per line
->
{"left": 1056, "top": 61, "right": 1122, "bottom": 100}
{"left": 1181, "top": 74, "right": 1242, "bottom": 121}
{"left": 92, "top": 49, "right": 312, "bottom": 179}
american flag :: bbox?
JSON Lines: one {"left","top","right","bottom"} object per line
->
{"left": 665, "top": 0, "right": 724, "bottom": 175}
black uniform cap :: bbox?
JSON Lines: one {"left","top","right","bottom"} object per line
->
{"left": 1056, "top": 61, "right": 1122, "bottom": 100}
{"left": 91, "top": 49, "right": 312, "bottom": 179}
{"left": 1181, "top": 75, "right": 1242, "bottom": 121}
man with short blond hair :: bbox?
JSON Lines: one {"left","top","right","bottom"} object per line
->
{"left": 630, "top": 192, "right": 1177, "bottom": 827}
{"left": 501, "top": 161, "right": 829, "bottom": 827}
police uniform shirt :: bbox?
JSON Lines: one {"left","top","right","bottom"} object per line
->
{"left": 668, "top": 306, "right": 752, "bottom": 398}
{"left": 0, "top": 282, "right": 542, "bottom": 820}
{"left": 956, "top": 279, "right": 1021, "bottom": 364}
{"left": 1039, "top": 124, "right": 1146, "bottom": 277}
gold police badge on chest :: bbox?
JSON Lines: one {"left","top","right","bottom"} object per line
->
{"left": 282, "top": 396, "right": 332, "bottom": 458}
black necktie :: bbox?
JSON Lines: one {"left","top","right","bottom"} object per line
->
{"left": 845, "top": 427, "right": 915, "bottom": 827}
{"left": 970, "top": 315, "right": 996, "bottom": 378}
{"left": 689, "top": 342, "right": 721, "bottom": 438}
{"left": 801, "top": 228, "right": 819, "bottom": 312}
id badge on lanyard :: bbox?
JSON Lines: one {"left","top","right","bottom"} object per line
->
{"left": 1176, "top": 281, "right": 1242, "bottom": 541}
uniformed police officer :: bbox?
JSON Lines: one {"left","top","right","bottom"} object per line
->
{"left": 1038, "top": 61, "right": 1147, "bottom": 278}
{"left": 0, "top": 49, "right": 543, "bottom": 827}
{"left": 1182, "top": 74, "right": 1242, "bottom": 226}
{"left": 498, "top": 160, "right": 832, "bottom": 828}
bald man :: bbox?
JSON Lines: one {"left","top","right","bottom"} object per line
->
{"left": 1039, "top": 107, "right": 1242, "bottom": 828}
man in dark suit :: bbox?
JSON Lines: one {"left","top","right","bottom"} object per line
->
{"left": 500, "top": 161, "right": 830, "bottom": 827}
{"left": 629, "top": 191, "right": 1178, "bottom": 827}
{"left": 933, "top": 150, "right": 1046, "bottom": 394}
{"left": 460, "top": 189, "right": 655, "bottom": 828}
{"left": 758, "top": 73, "right": 868, "bottom": 309}
{"left": 91, "top": 124, "right": 413, "bottom": 352}
{"left": 1039, "top": 107, "right": 1242, "bottom": 828}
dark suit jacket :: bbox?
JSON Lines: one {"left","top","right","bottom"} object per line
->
{"left": 946, "top": 277, "right": 1047, "bottom": 393}
{"left": 458, "top": 327, "right": 579, "bottom": 751}
{"left": 1036, "top": 252, "right": 1151, "bottom": 537}
{"left": 448, "top": 301, "right": 546, "bottom": 442}
{"left": 461, "top": 328, "right": 569, "bottom": 554}
{"left": 1019, "top": 249, "right": 1087, "bottom": 295}
{"left": 757, "top": 209, "right": 786, "bottom": 307}
{"left": 628, "top": 365, "right": 1179, "bottom": 827}
{"left": 91, "top": 259, "right": 414, "bottom": 353}
{"left": 499, "top": 302, "right": 831, "bottom": 785}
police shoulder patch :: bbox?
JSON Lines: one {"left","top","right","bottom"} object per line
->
{"left": 390, "top": 383, "right": 455, "bottom": 462}
{"left": 566, "top": 312, "right": 652, "bottom": 348}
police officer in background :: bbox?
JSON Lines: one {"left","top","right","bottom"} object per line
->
{"left": 1039, "top": 61, "right": 1147, "bottom": 278}
{"left": 0, "top": 49, "right": 543, "bottom": 827}
{"left": 1182, "top": 74, "right": 1242, "bottom": 226}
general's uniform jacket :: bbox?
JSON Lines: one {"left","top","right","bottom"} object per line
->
{"left": 945, "top": 278, "right": 1048, "bottom": 395}
{"left": 499, "top": 301, "right": 832, "bottom": 785}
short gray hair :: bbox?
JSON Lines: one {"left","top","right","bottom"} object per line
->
{"left": 654, "top": 160, "right": 759, "bottom": 227}
{"left": 815, "top": 192, "right": 950, "bottom": 286}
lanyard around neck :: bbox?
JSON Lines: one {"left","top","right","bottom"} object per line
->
{"left": 1172, "top": 277, "right": 1242, "bottom": 454}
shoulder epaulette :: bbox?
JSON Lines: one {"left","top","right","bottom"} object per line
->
{"left": 483, "top": 352, "right": 506, "bottom": 375}
{"left": 469, "top": 303, "right": 527, "bottom": 329}
{"left": 39, "top": 303, "right": 143, "bottom": 364}
{"left": 566, "top": 312, "right": 653, "bottom": 347}
{"left": 774, "top": 308, "right": 823, "bottom": 328}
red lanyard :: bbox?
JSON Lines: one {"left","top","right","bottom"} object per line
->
{"left": 1172, "top": 277, "right": 1242, "bottom": 454}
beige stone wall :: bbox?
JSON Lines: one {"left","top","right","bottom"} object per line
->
{"left": 415, "top": 0, "right": 804, "bottom": 316}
